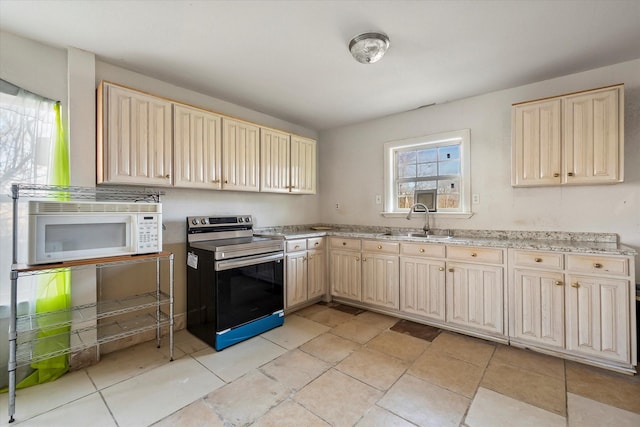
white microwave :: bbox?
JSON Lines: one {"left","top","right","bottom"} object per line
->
{"left": 28, "top": 200, "right": 162, "bottom": 265}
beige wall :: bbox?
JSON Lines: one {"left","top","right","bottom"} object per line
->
{"left": 319, "top": 59, "right": 640, "bottom": 282}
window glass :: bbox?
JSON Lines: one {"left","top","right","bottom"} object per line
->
{"left": 384, "top": 129, "right": 470, "bottom": 214}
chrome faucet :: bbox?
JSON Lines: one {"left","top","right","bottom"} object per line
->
{"left": 406, "top": 203, "right": 430, "bottom": 235}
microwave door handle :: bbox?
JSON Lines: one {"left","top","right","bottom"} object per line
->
{"left": 215, "top": 253, "right": 284, "bottom": 271}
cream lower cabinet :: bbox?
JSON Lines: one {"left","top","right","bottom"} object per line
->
{"left": 329, "top": 238, "right": 362, "bottom": 301}
{"left": 97, "top": 82, "right": 173, "bottom": 186}
{"left": 286, "top": 238, "right": 326, "bottom": 309}
{"left": 399, "top": 243, "right": 446, "bottom": 321}
{"left": 566, "top": 274, "right": 630, "bottom": 364}
{"left": 446, "top": 246, "right": 505, "bottom": 336}
{"left": 509, "top": 250, "right": 635, "bottom": 371}
{"left": 511, "top": 269, "right": 565, "bottom": 348}
{"left": 361, "top": 241, "right": 400, "bottom": 310}
{"left": 307, "top": 244, "right": 327, "bottom": 300}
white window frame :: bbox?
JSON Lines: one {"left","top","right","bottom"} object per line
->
{"left": 382, "top": 129, "right": 472, "bottom": 218}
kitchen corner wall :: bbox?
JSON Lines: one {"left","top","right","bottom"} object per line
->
{"left": 318, "top": 58, "right": 640, "bottom": 282}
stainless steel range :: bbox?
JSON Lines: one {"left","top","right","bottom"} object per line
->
{"left": 186, "top": 215, "right": 284, "bottom": 350}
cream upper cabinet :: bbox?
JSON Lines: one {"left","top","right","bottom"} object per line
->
{"left": 260, "top": 128, "right": 291, "bottom": 193}
{"left": 222, "top": 118, "right": 260, "bottom": 191}
{"left": 565, "top": 274, "right": 630, "bottom": 363}
{"left": 290, "top": 135, "right": 317, "bottom": 194}
{"left": 97, "top": 82, "right": 173, "bottom": 186}
{"left": 173, "top": 104, "right": 222, "bottom": 189}
{"left": 512, "top": 99, "right": 562, "bottom": 186}
{"left": 511, "top": 84, "right": 624, "bottom": 187}
{"left": 563, "top": 87, "right": 622, "bottom": 184}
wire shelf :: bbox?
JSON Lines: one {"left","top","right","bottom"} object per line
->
{"left": 11, "top": 183, "right": 164, "bottom": 203}
{"left": 16, "top": 291, "right": 171, "bottom": 335}
{"left": 15, "top": 311, "right": 172, "bottom": 367}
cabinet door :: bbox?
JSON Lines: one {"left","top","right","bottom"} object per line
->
{"left": 511, "top": 269, "right": 565, "bottom": 348}
{"left": 260, "top": 128, "right": 291, "bottom": 193}
{"left": 286, "top": 252, "right": 307, "bottom": 308}
{"left": 511, "top": 99, "right": 562, "bottom": 187}
{"left": 100, "top": 83, "right": 173, "bottom": 186}
{"left": 563, "top": 87, "right": 621, "bottom": 184}
{"left": 222, "top": 118, "right": 260, "bottom": 191}
{"left": 307, "top": 248, "right": 326, "bottom": 300}
{"left": 330, "top": 250, "right": 361, "bottom": 301}
{"left": 362, "top": 253, "right": 399, "bottom": 309}
{"left": 400, "top": 257, "right": 446, "bottom": 321}
{"left": 565, "top": 274, "right": 629, "bottom": 363}
{"left": 290, "top": 136, "right": 316, "bottom": 194}
{"left": 173, "top": 104, "right": 222, "bottom": 189}
{"left": 446, "top": 262, "right": 504, "bottom": 335}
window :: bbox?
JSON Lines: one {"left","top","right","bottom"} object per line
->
{"left": 383, "top": 129, "right": 471, "bottom": 216}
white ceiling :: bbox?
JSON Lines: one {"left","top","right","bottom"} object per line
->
{"left": 1, "top": 0, "right": 639, "bottom": 131}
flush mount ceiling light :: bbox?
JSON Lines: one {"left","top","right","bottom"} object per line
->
{"left": 349, "top": 32, "right": 390, "bottom": 64}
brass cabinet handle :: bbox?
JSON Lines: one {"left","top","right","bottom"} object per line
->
{"left": 593, "top": 263, "right": 602, "bottom": 269}
{"left": 448, "top": 268, "right": 454, "bottom": 272}
{"left": 224, "top": 180, "right": 228, "bottom": 184}
{"left": 534, "top": 258, "right": 542, "bottom": 263}
{"left": 571, "top": 282, "right": 580, "bottom": 288}
{"left": 553, "top": 173, "right": 560, "bottom": 177}
{"left": 419, "top": 248, "right": 425, "bottom": 253}
{"left": 314, "top": 242, "right": 320, "bottom": 246}
{"left": 356, "top": 257, "right": 360, "bottom": 261}
{"left": 439, "top": 267, "right": 445, "bottom": 271}
{"left": 342, "top": 242, "right": 347, "bottom": 246}
{"left": 377, "top": 245, "right": 382, "bottom": 249}
{"left": 165, "top": 174, "right": 171, "bottom": 179}
{"left": 554, "top": 281, "right": 564, "bottom": 286}
{"left": 471, "top": 252, "right": 477, "bottom": 257}
{"left": 303, "top": 257, "right": 307, "bottom": 261}
{"left": 568, "top": 172, "right": 574, "bottom": 177}
{"left": 295, "top": 245, "right": 300, "bottom": 249}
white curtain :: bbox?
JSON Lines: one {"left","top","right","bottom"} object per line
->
{"left": 0, "top": 79, "right": 56, "bottom": 387}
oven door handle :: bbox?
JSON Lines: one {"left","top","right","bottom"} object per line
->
{"left": 215, "top": 252, "right": 284, "bottom": 271}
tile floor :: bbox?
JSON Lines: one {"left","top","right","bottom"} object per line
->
{"left": 1, "top": 303, "right": 639, "bottom": 427}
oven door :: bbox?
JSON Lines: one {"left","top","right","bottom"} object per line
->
{"left": 214, "top": 252, "right": 284, "bottom": 331}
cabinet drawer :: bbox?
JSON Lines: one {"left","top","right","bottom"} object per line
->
{"left": 286, "top": 239, "right": 307, "bottom": 252}
{"left": 307, "top": 237, "right": 325, "bottom": 250}
{"left": 362, "top": 240, "right": 399, "bottom": 255}
{"left": 401, "top": 243, "right": 446, "bottom": 258}
{"left": 330, "top": 237, "right": 361, "bottom": 251}
{"left": 566, "top": 254, "right": 628, "bottom": 276}
{"left": 447, "top": 246, "right": 503, "bottom": 264}
{"left": 513, "top": 250, "right": 563, "bottom": 270}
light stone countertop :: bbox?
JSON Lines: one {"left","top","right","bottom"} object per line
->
{"left": 254, "top": 225, "right": 638, "bottom": 257}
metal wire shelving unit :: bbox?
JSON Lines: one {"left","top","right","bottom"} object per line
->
{"left": 7, "top": 184, "right": 174, "bottom": 424}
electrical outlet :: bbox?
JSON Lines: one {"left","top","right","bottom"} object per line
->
{"left": 375, "top": 195, "right": 382, "bottom": 205}
{"left": 472, "top": 194, "right": 480, "bottom": 204}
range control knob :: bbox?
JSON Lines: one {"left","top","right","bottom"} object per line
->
{"left": 200, "top": 218, "right": 207, "bottom": 225}
{"left": 238, "top": 217, "right": 244, "bottom": 223}
{"left": 245, "top": 217, "right": 251, "bottom": 223}
{"left": 191, "top": 218, "right": 198, "bottom": 225}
